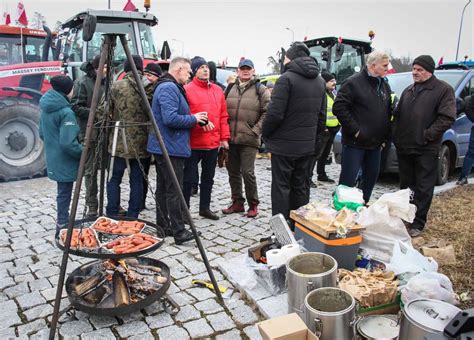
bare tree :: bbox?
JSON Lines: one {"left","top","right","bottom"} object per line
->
{"left": 267, "top": 56, "right": 280, "bottom": 74}
{"left": 390, "top": 55, "right": 413, "bottom": 73}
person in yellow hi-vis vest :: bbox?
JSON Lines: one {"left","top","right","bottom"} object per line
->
{"left": 310, "top": 72, "right": 340, "bottom": 186}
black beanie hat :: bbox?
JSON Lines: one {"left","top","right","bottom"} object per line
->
{"left": 286, "top": 42, "right": 310, "bottom": 60}
{"left": 413, "top": 55, "right": 435, "bottom": 74}
{"left": 50, "top": 75, "right": 74, "bottom": 96}
{"left": 191, "top": 56, "right": 207, "bottom": 76}
{"left": 144, "top": 63, "right": 163, "bottom": 77}
{"left": 92, "top": 55, "right": 101, "bottom": 69}
{"left": 124, "top": 55, "right": 143, "bottom": 73}
{"left": 321, "top": 71, "right": 336, "bottom": 82}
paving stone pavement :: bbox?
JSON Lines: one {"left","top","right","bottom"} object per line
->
{"left": 0, "top": 159, "right": 398, "bottom": 339}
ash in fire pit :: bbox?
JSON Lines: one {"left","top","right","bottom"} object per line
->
{"left": 66, "top": 257, "right": 171, "bottom": 315}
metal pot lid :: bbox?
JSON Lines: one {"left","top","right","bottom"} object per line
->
{"left": 357, "top": 315, "right": 399, "bottom": 339}
{"left": 405, "top": 299, "right": 461, "bottom": 332}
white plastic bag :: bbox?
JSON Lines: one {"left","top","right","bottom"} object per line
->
{"left": 335, "top": 185, "right": 364, "bottom": 203}
{"left": 386, "top": 241, "right": 438, "bottom": 275}
{"left": 401, "top": 272, "right": 458, "bottom": 305}
{"left": 357, "top": 189, "right": 415, "bottom": 262}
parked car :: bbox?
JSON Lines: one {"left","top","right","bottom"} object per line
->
{"left": 333, "top": 69, "right": 474, "bottom": 185}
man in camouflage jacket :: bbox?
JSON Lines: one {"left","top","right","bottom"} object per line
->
{"left": 104, "top": 55, "right": 150, "bottom": 218}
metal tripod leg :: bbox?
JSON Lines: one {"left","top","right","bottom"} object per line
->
{"left": 49, "top": 35, "right": 113, "bottom": 340}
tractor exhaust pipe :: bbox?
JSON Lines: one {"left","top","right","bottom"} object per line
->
{"left": 42, "top": 25, "right": 52, "bottom": 61}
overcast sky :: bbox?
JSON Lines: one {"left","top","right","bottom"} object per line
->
{"left": 2, "top": 0, "right": 473, "bottom": 72}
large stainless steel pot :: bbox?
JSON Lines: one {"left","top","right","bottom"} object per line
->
{"left": 304, "top": 287, "right": 356, "bottom": 340}
{"left": 356, "top": 314, "right": 399, "bottom": 340}
{"left": 286, "top": 252, "right": 337, "bottom": 318}
{"left": 399, "top": 298, "right": 461, "bottom": 340}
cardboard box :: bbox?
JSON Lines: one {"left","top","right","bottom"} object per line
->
{"left": 356, "top": 293, "right": 401, "bottom": 316}
{"left": 257, "top": 313, "right": 318, "bottom": 340}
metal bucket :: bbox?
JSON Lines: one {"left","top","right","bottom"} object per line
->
{"left": 286, "top": 252, "right": 337, "bottom": 317}
{"left": 304, "top": 287, "right": 356, "bottom": 340}
{"left": 399, "top": 298, "right": 461, "bottom": 340}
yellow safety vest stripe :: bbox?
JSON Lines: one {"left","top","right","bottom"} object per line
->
{"left": 326, "top": 94, "right": 339, "bottom": 127}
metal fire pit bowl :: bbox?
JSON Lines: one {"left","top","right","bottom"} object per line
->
{"left": 65, "top": 257, "right": 171, "bottom": 316}
{"left": 56, "top": 216, "right": 165, "bottom": 259}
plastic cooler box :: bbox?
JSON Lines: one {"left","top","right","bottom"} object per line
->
{"left": 294, "top": 222, "right": 361, "bottom": 270}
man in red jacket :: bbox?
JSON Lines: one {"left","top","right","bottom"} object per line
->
{"left": 183, "top": 56, "right": 230, "bottom": 220}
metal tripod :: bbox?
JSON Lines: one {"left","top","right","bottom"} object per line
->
{"left": 49, "top": 33, "right": 223, "bottom": 339}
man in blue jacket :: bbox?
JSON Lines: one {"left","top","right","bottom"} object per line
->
{"left": 147, "top": 57, "right": 207, "bottom": 245}
{"left": 39, "top": 75, "right": 83, "bottom": 237}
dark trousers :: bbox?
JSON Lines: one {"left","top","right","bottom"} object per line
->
{"left": 461, "top": 126, "right": 474, "bottom": 178}
{"left": 155, "top": 155, "right": 186, "bottom": 235}
{"left": 56, "top": 181, "right": 74, "bottom": 225}
{"left": 339, "top": 145, "right": 381, "bottom": 203}
{"left": 106, "top": 157, "right": 144, "bottom": 218}
{"left": 84, "top": 142, "right": 99, "bottom": 212}
{"left": 226, "top": 144, "right": 259, "bottom": 204}
{"left": 398, "top": 151, "right": 438, "bottom": 230}
{"left": 183, "top": 148, "right": 219, "bottom": 210}
{"left": 316, "top": 126, "right": 340, "bottom": 177}
{"left": 141, "top": 157, "right": 152, "bottom": 209}
{"left": 271, "top": 154, "right": 313, "bottom": 223}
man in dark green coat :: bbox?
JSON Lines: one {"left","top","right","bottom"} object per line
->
{"left": 71, "top": 55, "right": 104, "bottom": 217}
{"left": 39, "top": 75, "right": 82, "bottom": 236}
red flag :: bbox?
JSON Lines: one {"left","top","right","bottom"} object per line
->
{"left": 3, "top": 12, "right": 11, "bottom": 25}
{"left": 17, "top": 2, "right": 27, "bottom": 26}
{"left": 438, "top": 56, "right": 444, "bottom": 65}
{"left": 123, "top": 0, "right": 137, "bottom": 11}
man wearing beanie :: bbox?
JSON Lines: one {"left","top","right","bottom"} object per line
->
{"left": 183, "top": 56, "right": 230, "bottom": 220}
{"left": 310, "top": 71, "right": 340, "bottom": 185}
{"left": 71, "top": 54, "right": 105, "bottom": 218}
{"left": 222, "top": 58, "right": 270, "bottom": 218}
{"left": 393, "top": 54, "right": 455, "bottom": 237}
{"left": 39, "top": 75, "right": 82, "bottom": 237}
{"left": 262, "top": 42, "right": 326, "bottom": 228}
{"left": 103, "top": 55, "right": 149, "bottom": 219}
{"left": 333, "top": 50, "right": 393, "bottom": 204}
{"left": 147, "top": 57, "right": 208, "bottom": 245}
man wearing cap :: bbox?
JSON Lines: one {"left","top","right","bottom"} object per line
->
{"left": 71, "top": 55, "right": 105, "bottom": 218}
{"left": 183, "top": 56, "right": 230, "bottom": 220}
{"left": 262, "top": 42, "right": 326, "bottom": 227}
{"left": 144, "top": 62, "right": 163, "bottom": 87}
{"left": 393, "top": 55, "right": 455, "bottom": 237}
{"left": 104, "top": 55, "right": 150, "bottom": 219}
{"left": 147, "top": 57, "right": 208, "bottom": 245}
{"left": 39, "top": 75, "right": 82, "bottom": 237}
{"left": 312, "top": 71, "right": 340, "bottom": 185}
{"left": 223, "top": 58, "right": 270, "bottom": 218}
{"left": 333, "top": 50, "right": 393, "bottom": 204}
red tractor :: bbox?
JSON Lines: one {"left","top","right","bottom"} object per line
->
{"left": 0, "top": 25, "right": 62, "bottom": 180}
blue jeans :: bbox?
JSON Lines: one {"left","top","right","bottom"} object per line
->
{"left": 183, "top": 148, "right": 219, "bottom": 210}
{"left": 339, "top": 145, "right": 381, "bottom": 203}
{"left": 461, "top": 126, "right": 474, "bottom": 178}
{"left": 57, "top": 182, "right": 74, "bottom": 225}
{"left": 106, "top": 157, "right": 144, "bottom": 218}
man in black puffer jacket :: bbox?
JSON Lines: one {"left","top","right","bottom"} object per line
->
{"left": 262, "top": 42, "right": 326, "bottom": 227}
{"left": 333, "top": 50, "right": 392, "bottom": 204}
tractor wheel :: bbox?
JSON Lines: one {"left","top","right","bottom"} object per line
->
{"left": 0, "top": 99, "right": 46, "bottom": 181}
